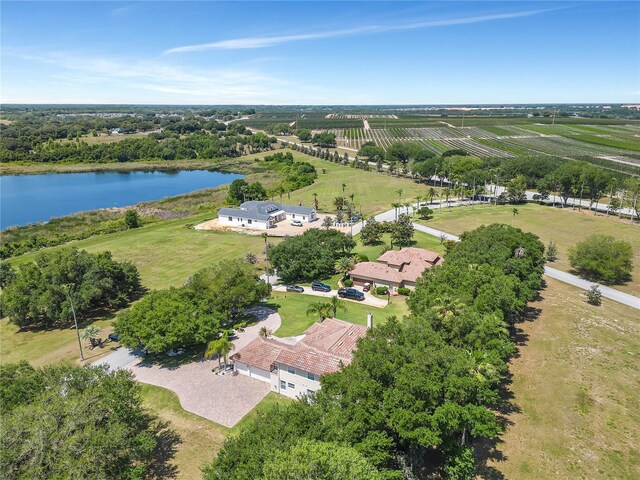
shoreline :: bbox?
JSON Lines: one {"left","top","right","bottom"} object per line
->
{"left": 0, "top": 158, "right": 257, "bottom": 176}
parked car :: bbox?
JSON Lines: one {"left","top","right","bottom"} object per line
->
{"left": 286, "top": 285, "right": 304, "bottom": 293}
{"left": 166, "top": 347, "right": 186, "bottom": 357}
{"left": 350, "top": 214, "right": 361, "bottom": 222}
{"left": 362, "top": 283, "right": 371, "bottom": 292}
{"left": 338, "top": 287, "right": 365, "bottom": 301}
{"left": 290, "top": 220, "right": 303, "bottom": 227}
{"left": 108, "top": 333, "right": 120, "bottom": 342}
{"left": 311, "top": 281, "right": 332, "bottom": 292}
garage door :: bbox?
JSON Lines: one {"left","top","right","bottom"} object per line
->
{"left": 249, "top": 366, "right": 271, "bottom": 383}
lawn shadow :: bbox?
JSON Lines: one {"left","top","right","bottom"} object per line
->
{"left": 147, "top": 420, "right": 181, "bottom": 480}
{"left": 137, "top": 346, "right": 206, "bottom": 371}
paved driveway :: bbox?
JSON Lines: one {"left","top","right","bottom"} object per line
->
{"left": 272, "top": 284, "right": 388, "bottom": 307}
{"left": 96, "top": 307, "right": 282, "bottom": 427}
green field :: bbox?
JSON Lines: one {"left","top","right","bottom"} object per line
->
{"left": 565, "top": 133, "right": 640, "bottom": 152}
{"left": 284, "top": 156, "right": 440, "bottom": 216}
{"left": 420, "top": 203, "right": 640, "bottom": 296}
{"left": 486, "top": 278, "right": 640, "bottom": 479}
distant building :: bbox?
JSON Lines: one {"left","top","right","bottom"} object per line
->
{"left": 349, "top": 247, "right": 444, "bottom": 290}
{"left": 217, "top": 201, "right": 316, "bottom": 230}
{"left": 231, "top": 317, "right": 370, "bottom": 399}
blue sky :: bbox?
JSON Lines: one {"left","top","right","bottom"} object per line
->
{"left": 2, "top": 1, "right": 638, "bottom": 104}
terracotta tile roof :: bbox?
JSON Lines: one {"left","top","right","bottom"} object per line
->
{"left": 349, "top": 262, "right": 404, "bottom": 284}
{"left": 230, "top": 337, "right": 284, "bottom": 371}
{"left": 351, "top": 247, "right": 443, "bottom": 284}
{"left": 232, "top": 318, "right": 369, "bottom": 376}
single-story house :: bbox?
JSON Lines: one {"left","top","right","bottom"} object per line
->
{"left": 231, "top": 317, "right": 370, "bottom": 399}
{"left": 218, "top": 201, "right": 316, "bottom": 230}
{"left": 349, "top": 247, "right": 444, "bottom": 290}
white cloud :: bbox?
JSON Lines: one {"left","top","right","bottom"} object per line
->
{"left": 164, "top": 8, "right": 559, "bottom": 54}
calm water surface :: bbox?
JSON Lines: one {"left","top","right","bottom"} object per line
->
{"left": 0, "top": 170, "right": 243, "bottom": 229}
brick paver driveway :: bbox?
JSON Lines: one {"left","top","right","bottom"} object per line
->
{"left": 111, "top": 306, "right": 282, "bottom": 427}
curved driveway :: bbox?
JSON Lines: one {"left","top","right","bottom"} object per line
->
{"left": 96, "top": 306, "right": 282, "bottom": 427}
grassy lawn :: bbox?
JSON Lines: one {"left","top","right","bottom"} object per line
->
{"left": 267, "top": 291, "right": 409, "bottom": 337}
{"left": 10, "top": 217, "right": 270, "bottom": 290}
{"left": 284, "top": 155, "right": 439, "bottom": 216}
{"left": 485, "top": 278, "right": 640, "bottom": 479}
{"left": 230, "top": 391, "right": 294, "bottom": 434}
{"left": 419, "top": 203, "right": 640, "bottom": 296}
{"left": 0, "top": 315, "right": 119, "bottom": 367}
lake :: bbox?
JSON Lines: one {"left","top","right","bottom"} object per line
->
{"left": 0, "top": 170, "right": 243, "bottom": 229}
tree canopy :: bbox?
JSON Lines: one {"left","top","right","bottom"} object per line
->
{"left": 115, "top": 259, "right": 270, "bottom": 353}
{"left": 267, "top": 229, "right": 356, "bottom": 282}
{"left": 568, "top": 235, "right": 633, "bottom": 284}
{"left": 0, "top": 362, "right": 172, "bottom": 480}
{"left": 1, "top": 248, "right": 139, "bottom": 329}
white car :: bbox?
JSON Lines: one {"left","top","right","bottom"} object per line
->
{"left": 290, "top": 220, "right": 303, "bottom": 227}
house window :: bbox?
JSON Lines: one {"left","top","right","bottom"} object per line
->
{"left": 280, "top": 380, "right": 286, "bottom": 390}
{"left": 303, "top": 216, "right": 306, "bottom": 220}
{"left": 288, "top": 367, "right": 295, "bottom": 375}
{"left": 248, "top": 219, "right": 252, "bottom": 224}
{"left": 288, "top": 382, "right": 295, "bottom": 389}
{"left": 292, "top": 214, "right": 295, "bottom": 218}
{"left": 228, "top": 216, "right": 232, "bottom": 221}
{"left": 307, "top": 389, "right": 315, "bottom": 396}
{"left": 307, "top": 372, "right": 315, "bottom": 381}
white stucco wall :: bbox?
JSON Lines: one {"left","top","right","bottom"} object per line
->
{"left": 284, "top": 212, "right": 316, "bottom": 223}
{"left": 272, "top": 363, "right": 321, "bottom": 399}
{"left": 218, "top": 215, "right": 269, "bottom": 229}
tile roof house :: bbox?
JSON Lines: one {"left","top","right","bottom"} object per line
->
{"left": 218, "top": 201, "right": 316, "bottom": 230}
{"left": 231, "top": 317, "right": 370, "bottom": 398}
{"left": 349, "top": 247, "right": 444, "bottom": 290}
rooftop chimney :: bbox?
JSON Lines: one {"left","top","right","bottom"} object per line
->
{"left": 367, "top": 313, "right": 374, "bottom": 330}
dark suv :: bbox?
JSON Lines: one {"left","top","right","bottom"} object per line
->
{"left": 311, "top": 281, "right": 332, "bottom": 292}
{"left": 338, "top": 287, "right": 365, "bottom": 301}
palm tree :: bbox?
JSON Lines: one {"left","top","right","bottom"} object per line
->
{"left": 312, "top": 193, "right": 319, "bottom": 210}
{"left": 306, "top": 302, "right": 332, "bottom": 322}
{"left": 328, "top": 295, "right": 347, "bottom": 318}
{"left": 391, "top": 202, "right": 401, "bottom": 220}
{"left": 205, "top": 334, "right": 235, "bottom": 369}
{"left": 396, "top": 188, "right": 403, "bottom": 204}
{"left": 428, "top": 187, "right": 437, "bottom": 205}
{"left": 415, "top": 195, "right": 422, "bottom": 209}
{"left": 512, "top": 208, "right": 519, "bottom": 217}
{"left": 431, "top": 295, "right": 465, "bottom": 326}
{"left": 81, "top": 326, "right": 101, "bottom": 349}
{"left": 258, "top": 326, "right": 273, "bottom": 338}
{"left": 335, "top": 256, "right": 355, "bottom": 279}
{"left": 443, "top": 188, "right": 451, "bottom": 208}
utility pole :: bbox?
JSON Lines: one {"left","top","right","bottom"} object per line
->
{"left": 63, "top": 284, "right": 84, "bottom": 361}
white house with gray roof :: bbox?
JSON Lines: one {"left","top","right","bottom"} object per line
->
{"left": 217, "top": 201, "right": 316, "bottom": 230}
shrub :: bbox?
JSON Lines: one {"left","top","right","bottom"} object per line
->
{"left": 569, "top": 235, "right": 633, "bottom": 284}
{"left": 586, "top": 285, "right": 603, "bottom": 306}
{"left": 546, "top": 240, "right": 558, "bottom": 262}
{"left": 376, "top": 286, "right": 389, "bottom": 295}
{"left": 397, "top": 287, "right": 411, "bottom": 296}
{"left": 343, "top": 279, "right": 354, "bottom": 287}
{"left": 356, "top": 254, "right": 369, "bottom": 262}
